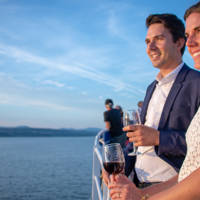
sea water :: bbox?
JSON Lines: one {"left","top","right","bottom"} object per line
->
{"left": 0, "top": 137, "right": 95, "bottom": 200}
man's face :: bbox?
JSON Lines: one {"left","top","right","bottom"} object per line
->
{"left": 186, "top": 12, "right": 200, "bottom": 70}
{"left": 145, "top": 23, "right": 181, "bottom": 71}
{"left": 105, "top": 104, "right": 111, "bottom": 110}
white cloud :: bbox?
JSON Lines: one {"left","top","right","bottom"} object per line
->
{"left": 107, "top": 10, "right": 128, "bottom": 41}
{"left": 43, "top": 80, "right": 64, "bottom": 88}
{"left": 0, "top": 94, "right": 10, "bottom": 104}
{"left": 0, "top": 43, "right": 145, "bottom": 95}
{"left": 81, "top": 91, "right": 87, "bottom": 96}
{"left": 0, "top": 72, "right": 30, "bottom": 90}
{"left": 66, "top": 85, "right": 75, "bottom": 90}
{"left": 107, "top": 11, "right": 119, "bottom": 36}
{"left": 0, "top": 93, "right": 72, "bottom": 111}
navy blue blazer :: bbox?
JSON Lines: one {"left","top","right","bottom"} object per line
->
{"left": 140, "top": 64, "right": 200, "bottom": 172}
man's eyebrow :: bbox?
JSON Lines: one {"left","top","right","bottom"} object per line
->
{"left": 154, "top": 34, "right": 165, "bottom": 38}
{"left": 145, "top": 34, "right": 164, "bottom": 42}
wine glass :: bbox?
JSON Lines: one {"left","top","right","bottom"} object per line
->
{"left": 103, "top": 143, "right": 125, "bottom": 200}
{"left": 103, "top": 143, "right": 125, "bottom": 176}
{"left": 124, "top": 109, "right": 141, "bottom": 156}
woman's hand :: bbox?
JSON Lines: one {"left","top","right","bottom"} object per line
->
{"left": 108, "top": 174, "right": 143, "bottom": 200}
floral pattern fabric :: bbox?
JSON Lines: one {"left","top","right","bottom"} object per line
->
{"left": 178, "top": 107, "right": 200, "bottom": 182}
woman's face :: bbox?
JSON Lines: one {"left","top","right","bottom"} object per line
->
{"left": 186, "top": 12, "right": 200, "bottom": 70}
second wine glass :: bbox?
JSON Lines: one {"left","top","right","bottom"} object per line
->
{"left": 124, "top": 109, "right": 141, "bottom": 156}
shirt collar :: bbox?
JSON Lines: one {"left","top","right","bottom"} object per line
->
{"left": 156, "top": 62, "right": 184, "bottom": 85}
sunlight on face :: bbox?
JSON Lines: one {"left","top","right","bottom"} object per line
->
{"left": 186, "top": 12, "right": 200, "bottom": 70}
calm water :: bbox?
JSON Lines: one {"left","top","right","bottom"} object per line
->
{"left": 0, "top": 137, "right": 95, "bottom": 200}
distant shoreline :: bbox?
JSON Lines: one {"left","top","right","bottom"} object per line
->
{"left": 0, "top": 126, "right": 101, "bottom": 137}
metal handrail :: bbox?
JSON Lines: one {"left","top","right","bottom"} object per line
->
{"left": 94, "top": 147, "right": 103, "bottom": 167}
{"left": 91, "top": 130, "right": 109, "bottom": 200}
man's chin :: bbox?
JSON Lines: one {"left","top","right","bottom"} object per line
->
{"left": 194, "top": 62, "right": 200, "bottom": 70}
{"left": 152, "top": 63, "right": 162, "bottom": 69}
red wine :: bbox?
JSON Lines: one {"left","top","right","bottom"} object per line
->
{"left": 103, "top": 161, "right": 124, "bottom": 175}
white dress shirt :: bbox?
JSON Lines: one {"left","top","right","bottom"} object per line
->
{"left": 135, "top": 62, "right": 184, "bottom": 183}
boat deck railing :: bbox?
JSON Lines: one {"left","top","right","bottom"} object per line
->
{"left": 91, "top": 130, "right": 109, "bottom": 200}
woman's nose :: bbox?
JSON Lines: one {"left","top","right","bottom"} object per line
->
{"left": 186, "top": 34, "right": 196, "bottom": 47}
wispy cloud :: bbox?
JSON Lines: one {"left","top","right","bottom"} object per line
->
{"left": 0, "top": 43, "right": 146, "bottom": 95}
{"left": 0, "top": 93, "right": 72, "bottom": 111}
{"left": 81, "top": 91, "right": 87, "bottom": 96}
{"left": 42, "top": 80, "right": 64, "bottom": 88}
{"left": 0, "top": 73, "right": 78, "bottom": 112}
{"left": 0, "top": 72, "right": 30, "bottom": 90}
{"left": 107, "top": 10, "right": 129, "bottom": 41}
{"left": 107, "top": 11, "right": 121, "bottom": 37}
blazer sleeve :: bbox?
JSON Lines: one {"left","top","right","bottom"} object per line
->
{"left": 156, "top": 129, "right": 187, "bottom": 157}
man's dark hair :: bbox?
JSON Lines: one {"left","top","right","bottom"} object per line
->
{"left": 146, "top": 14, "right": 186, "bottom": 55}
{"left": 184, "top": 1, "right": 200, "bottom": 20}
{"left": 105, "top": 99, "right": 113, "bottom": 107}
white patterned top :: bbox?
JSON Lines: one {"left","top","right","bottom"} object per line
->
{"left": 178, "top": 106, "right": 200, "bottom": 182}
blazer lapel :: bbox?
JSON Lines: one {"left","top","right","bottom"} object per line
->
{"left": 158, "top": 64, "right": 190, "bottom": 129}
{"left": 141, "top": 81, "right": 157, "bottom": 124}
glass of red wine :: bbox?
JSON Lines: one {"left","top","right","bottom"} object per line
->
{"left": 103, "top": 143, "right": 125, "bottom": 176}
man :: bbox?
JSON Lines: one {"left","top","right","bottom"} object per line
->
{"left": 103, "top": 99, "right": 126, "bottom": 148}
{"left": 108, "top": 2, "right": 200, "bottom": 200}
{"left": 103, "top": 13, "right": 200, "bottom": 193}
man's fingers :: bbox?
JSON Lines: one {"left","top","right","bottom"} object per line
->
{"left": 123, "top": 124, "right": 136, "bottom": 132}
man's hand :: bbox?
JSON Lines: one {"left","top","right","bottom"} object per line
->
{"left": 108, "top": 174, "right": 142, "bottom": 200}
{"left": 123, "top": 124, "right": 160, "bottom": 146}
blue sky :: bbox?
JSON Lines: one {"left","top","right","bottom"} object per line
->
{"left": 0, "top": 0, "right": 198, "bottom": 129}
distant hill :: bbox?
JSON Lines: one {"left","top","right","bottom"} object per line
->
{"left": 0, "top": 126, "right": 102, "bottom": 137}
